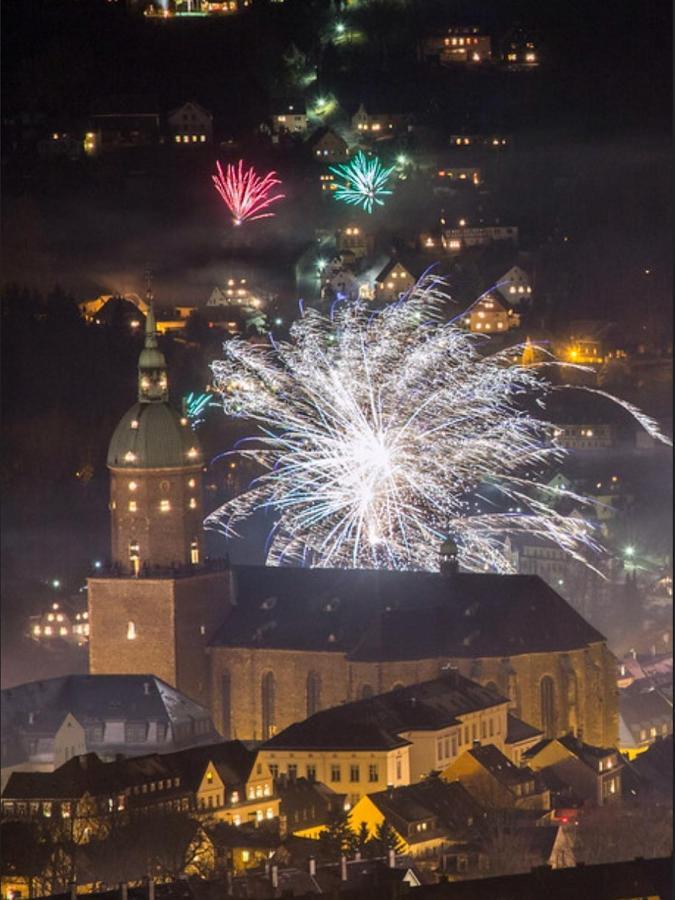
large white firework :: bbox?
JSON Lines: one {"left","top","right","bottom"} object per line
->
{"left": 206, "top": 277, "right": 670, "bottom": 572}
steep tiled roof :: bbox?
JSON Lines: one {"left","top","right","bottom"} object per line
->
{"left": 468, "top": 745, "right": 536, "bottom": 788}
{"left": 210, "top": 567, "right": 605, "bottom": 659}
{"left": 264, "top": 674, "right": 506, "bottom": 751}
{"left": 505, "top": 715, "right": 543, "bottom": 745}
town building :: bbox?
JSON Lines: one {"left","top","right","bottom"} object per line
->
{"left": 271, "top": 101, "right": 308, "bottom": 135}
{"left": 335, "top": 225, "right": 373, "bottom": 260}
{"left": 449, "top": 134, "right": 512, "bottom": 150}
{"left": 501, "top": 26, "right": 539, "bottom": 68}
{"left": 618, "top": 673, "right": 672, "bottom": 759}
{"left": 348, "top": 778, "right": 484, "bottom": 857}
{"left": 373, "top": 260, "right": 416, "bottom": 303}
{"left": 307, "top": 127, "right": 349, "bottom": 161}
{"left": 493, "top": 265, "right": 533, "bottom": 304}
{"left": 422, "top": 27, "right": 491, "bottom": 65}
{"left": 463, "top": 294, "right": 520, "bottom": 333}
{"left": 28, "top": 599, "right": 89, "bottom": 646}
{"left": 523, "top": 735, "right": 623, "bottom": 807}
{"left": 441, "top": 745, "right": 550, "bottom": 810}
{"left": 434, "top": 167, "right": 481, "bottom": 188}
{"left": 1, "top": 740, "right": 278, "bottom": 840}
{"left": 258, "top": 673, "right": 542, "bottom": 805}
{"left": 320, "top": 256, "right": 361, "bottom": 302}
{"left": 0, "top": 674, "right": 219, "bottom": 790}
{"left": 277, "top": 776, "right": 346, "bottom": 838}
{"left": 442, "top": 224, "right": 519, "bottom": 253}
{"left": 351, "top": 104, "right": 410, "bottom": 136}
{"left": 167, "top": 100, "right": 213, "bottom": 146}
{"left": 90, "top": 95, "right": 161, "bottom": 152}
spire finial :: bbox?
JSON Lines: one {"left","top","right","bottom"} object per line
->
{"left": 144, "top": 303, "right": 158, "bottom": 350}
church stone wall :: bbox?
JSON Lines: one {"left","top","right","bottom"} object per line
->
{"left": 207, "top": 642, "right": 619, "bottom": 747}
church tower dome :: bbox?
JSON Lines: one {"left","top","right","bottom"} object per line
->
{"left": 106, "top": 306, "right": 204, "bottom": 573}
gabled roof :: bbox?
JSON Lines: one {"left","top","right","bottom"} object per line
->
{"left": 375, "top": 258, "right": 415, "bottom": 283}
{"left": 306, "top": 127, "right": 347, "bottom": 148}
{"left": 167, "top": 100, "right": 213, "bottom": 120}
{"left": 210, "top": 567, "right": 605, "bottom": 660}
{"left": 2, "top": 740, "right": 256, "bottom": 801}
{"left": 467, "top": 745, "right": 537, "bottom": 788}
{"left": 263, "top": 674, "right": 507, "bottom": 751}
{"left": 366, "top": 778, "right": 483, "bottom": 841}
{"left": 505, "top": 714, "right": 543, "bottom": 746}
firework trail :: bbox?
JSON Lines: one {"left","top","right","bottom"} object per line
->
{"left": 329, "top": 151, "right": 394, "bottom": 214}
{"left": 212, "top": 160, "right": 285, "bottom": 225}
{"left": 206, "top": 278, "right": 671, "bottom": 572}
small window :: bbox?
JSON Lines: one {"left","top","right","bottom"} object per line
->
{"left": 127, "top": 621, "right": 137, "bottom": 640}
{"left": 330, "top": 764, "right": 341, "bottom": 782}
{"left": 349, "top": 765, "right": 360, "bottom": 783}
{"left": 160, "top": 500, "right": 171, "bottom": 512}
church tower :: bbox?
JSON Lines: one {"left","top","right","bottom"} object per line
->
{"left": 88, "top": 308, "right": 230, "bottom": 708}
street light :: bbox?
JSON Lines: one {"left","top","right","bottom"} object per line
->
{"left": 624, "top": 546, "right": 635, "bottom": 557}
{"left": 52, "top": 579, "right": 61, "bottom": 589}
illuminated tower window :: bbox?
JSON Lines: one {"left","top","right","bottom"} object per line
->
{"left": 188, "top": 478, "right": 196, "bottom": 488}
{"left": 128, "top": 501, "right": 137, "bottom": 512}
{"left": 190, "top": 540, "right": 200, "bottom": 565}
{"left": 129, "top": 541, "right": 140, "bottom": 577}
{"left": 127, "top": 621, "right": 137, "bottom": 641}
{"left": 160, "top": 500, "right": 171, "bottom": 512}
{"left": 189, "top": 498, "right": 197, "bottom": 509}
{"left": 129, "top": 481, "right": 138, "bottom": 492}
{"left": 124, "top": 451, "right": 137, "bottom": 463}
{"left": 187, "top": 447, "right": 199, "bottom": 460}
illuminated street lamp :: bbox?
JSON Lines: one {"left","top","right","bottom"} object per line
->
{"left": 52, "top": 579, "right": 61, "bottom": 589}
{"left": 624, "top": 546, "right": 635, "bottom": 558}
{"left": 335, "top": 22, "right": 345, "bottom": 35}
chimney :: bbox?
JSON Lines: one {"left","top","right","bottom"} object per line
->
{"left": 271, "top": 865, "right": 278, "bottom": 890}
{"left": 340, "top": 855, "right": 348, "bottom": 881}
{"left": 309, "top": 857, "right": 316, "bottom": 876}
{"left": 119, "top": 884, "right": 128, "bottom": 900}
{"left": 388, "top": 849, "right": 396, "bottom": 869}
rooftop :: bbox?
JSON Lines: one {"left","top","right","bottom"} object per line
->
{"left": 210, "top": 567, "right": 606, "bottom": 660}
{"left": 263, "top": 673, "right": 507, "bottom": 751}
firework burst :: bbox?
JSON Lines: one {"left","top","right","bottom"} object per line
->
{"left": 212, "top": 160, "right": 285, "bottom": 226}
{"left": 206, "top": 278, "right": 670, "bottom": 572}
{"left": 329, "top": 150, "right": 394, "bottom": 214}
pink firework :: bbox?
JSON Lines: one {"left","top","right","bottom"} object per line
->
{"left": 212, "top": 159, "right": 285, "bottom": 226}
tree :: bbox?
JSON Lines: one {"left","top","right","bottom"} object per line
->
{"left": 318, "top": 810, "right": 358, "bottom": 860}
{"left": 369, "top": 820, "right": 404, "bottom": 857}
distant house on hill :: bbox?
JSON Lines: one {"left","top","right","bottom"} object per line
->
{"left": 167, "top": 100, "right": 213, "bottom": 146}
{"left": 307, "top": 127, "right": 349, "bottom": 161}
{"left": 90, "top": 95, "right": 160, "bottom": 152}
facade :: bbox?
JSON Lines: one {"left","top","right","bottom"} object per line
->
{"left": 374, "top": 260, "right": 415, "bottom": 303}
{"left": 348, "top": 778, "right": 484, "bottom": 856}
{"left": 423, "top": 28, "right": 491, "bottom": 65}
{"left": 351, "top": 104, "right": 409, "bottom": 136}
{"left": 501, "top": 27, "right": 539, "bottom": 67}
{"left": 523, "top": 735, "right": 622, "bottom": 806}
{"left": 271, "top": 101, "right": 308, "bottom": 135}
{"left": 308, "top": 127, "right": 349, "bottom": 161}
{"left": 494, "top": 265, "right": 533, "bottom": 304}
{"left": 442, "top": 224, "right": 518, "bottom": 253}
{"left": 464, "top": 294, "right": 520, "bottom": 333}
{"left": 257, "top": 673, "right": 540, "bottom": 804}
{"left": 87, "top": 307, "right": 229, "bottom": 710}
{"left": 449, "top": 133, "right": 511, "bottom": 149}
{"left": 435, "top": 167, "right": 481, "bottom": 187}
{"left": 441, "top": 745, "right": 550, "bottom": 810}
{"left": 335, "top": 225, "right": 372, "bottom": 260}
{"left": 553, "top": 423, "right": 615, "bottom": 451}
{"left": 0, "top": 674, "right": 219, "bottom": 790}
{"left": 167, "top": 101, "right": 213, "bottom": 146}
{"left": 1, "top": 740, "right": 278, "bottom": 840}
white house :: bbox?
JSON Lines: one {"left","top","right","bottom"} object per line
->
{"left": 167, "top": 100, "right": 213, "bottom": 146}
{"left": 271, "top": 101, "right": 308, "bottom": 135}
{"left": 494, "top": 265, "right": 533, "bottom": 305}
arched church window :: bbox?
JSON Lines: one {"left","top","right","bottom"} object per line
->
{"left": 540, "top": 676, "right": 556, "bottom": 738}
{"left": 129, "top": 542, "right": 140, "bottom": 577}
{"left": 190, "top": 539, "right": 200, "bottom": 565}
{"left": 306, "top": 672, "right": 321, "bottom": 717}
{"left": 261, "top": 672, "right": 276, "bottom": 740}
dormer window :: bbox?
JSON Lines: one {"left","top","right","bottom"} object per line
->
{"left": 131, "top": 420, "right": 139, "bottom": 430}
{"left": 124, "top": 452, "right": 137, "bottom": 463}
{"left": 231, "top": 791, "right": 239, "bottom": 804}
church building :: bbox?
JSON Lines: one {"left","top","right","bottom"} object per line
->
{"left": 88, "top": 318, "right": 619, "bottom": 749}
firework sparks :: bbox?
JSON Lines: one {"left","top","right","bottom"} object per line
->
{"left": 329, "top": 150, "right": 394, "bottom": 214}
{"left": 206, "top": 278, "right": 670, "bottom": 572}
{"left": 212, "top": 160, "right": 285, "bottom": 225}
{"left": 183, "top": 392, "right": 217, "bottom": 429}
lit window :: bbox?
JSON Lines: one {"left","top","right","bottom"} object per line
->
{"left": 242, "top": 850, "right": 250, "bottom": 862}
{"left": 200, "top": 135, "right": 206, "bottom": 142}
{"left": 188, "top": 478, "right": 196, "bottom": 489}
{"left": 187, "top": 447, "right": 199, "bottom": 459}
{"left": 160, "top": 500, "right": 171, "bottom": 512}
{"left": 127, "top": 621, "right": 137, "bottom": 640}
{"left": 129, "top": 501, "right": 137, "bottom": 512}
{"left": 234, "top": 815, "right": 241, "bottom": 826}
{"left": 231, "top": 791, "right": 239, "bottom": 804}
{"left": 131, "top": 420, "right": 139, "bottom": 429}
{"left": 48, "top": 613, "right": 55, "bottom": 622}
{"left": 33, "top": 625, "right": 41, "bottom": 636}
{"left": 129, "top": 481, "right": 137, "bottom": 492}
{"left": 174, "top": 135, "right": 180, "bottom": 143}
{"left": 43, "top": 803, "right": 52, "bottom": 817}
{"left": 124, "top": 451, "right": 137, "bottom": 463}
{"left": 60, "top": 627, "right": 68, "bottom": 636}
{"left": 266, "top": 807, "right": 274, "bottom": 819}
{"left": 44, "top": 626, "right": 53, "bottom": 636}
